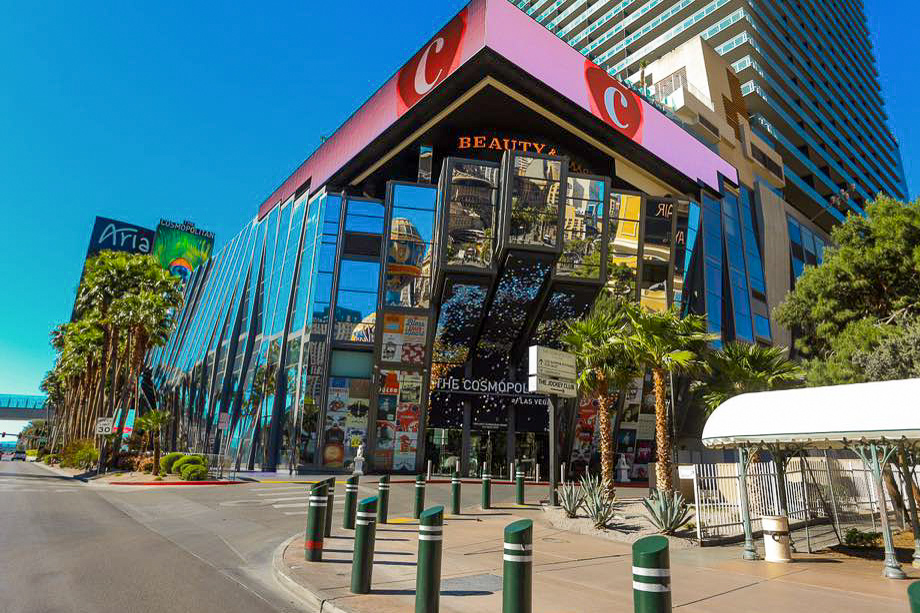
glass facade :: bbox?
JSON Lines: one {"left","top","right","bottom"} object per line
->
{"left": 153, "top": 155, "right": 760, "bottom": 476}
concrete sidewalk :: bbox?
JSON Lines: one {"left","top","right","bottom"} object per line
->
{"left": 273, "top": 503, "right": 916, "bottom": 613}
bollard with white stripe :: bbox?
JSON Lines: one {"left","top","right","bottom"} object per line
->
{"left": 515, "top": 467, "right": 525, "bottom": 505}
{"left": 377, "top": 474, "right": 390, "bottom": 524}
{"left": 415, "top": 506, "right": 444, "bottom": 613}
{"left": 502, "top": 519, "right": 533, "bottom": 613}
{"left": 324, "top": 477, "right": 336, "bottom": 537}
{"left": 632, "top": 535, "right": 671, "bottom": 613}
{"left": 351, "top": 496, "right": 378, "bottom": 594}
{"left": 304, "top": 481, "right": 328, "bottom": 561}
{"left": 481, "top": 463, "right": 492, "bottom": 510}
{"left": 450, "top": 471, "right": 461, "bottom": 515}
{"left": 343, "top": 474, "right": 359, "bottom": 529}
{"left": 414, "top": 474, "right": 426, "bottom": 519}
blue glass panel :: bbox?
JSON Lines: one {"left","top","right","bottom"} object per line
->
{"left": 754, "top": 314, "right": 772, "bottom": 340}
{"left": 787, "top": 217, "right": 802, "bottom": 246}
{"left": 705, "top": 292, "right": 722, "bottom": 329}
{"left": 814, "top": 236, "right": 826, "bottom": 263}
{"left": 792, "top": 257, "right": 805, "bottom": 278}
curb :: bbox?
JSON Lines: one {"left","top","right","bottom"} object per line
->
{"left": 108, "top": 480, "right": 247, "bottom": 486}
{"left": 271, "top": 534, "right": 353, "bottom": 613}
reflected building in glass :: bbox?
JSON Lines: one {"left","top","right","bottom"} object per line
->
{"left": 150, "top": 0, "right": 753, "bottom": 480}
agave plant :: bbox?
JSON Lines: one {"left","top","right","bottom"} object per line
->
{"left": 583, "top": 484, "right": 617, "bottom": 529}
{"left": 579, "top": 472, "right": 602, "bottom": 500}
{"left": 558, "top": 480, "right": 584, "bottom": 518}
{"left": 642, "top": 488, "right": 693, "bottom": 535}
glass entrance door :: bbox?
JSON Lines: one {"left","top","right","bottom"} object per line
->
{"left": 469, "top": 428, "right": 507, "bottom": 479}
{"left": 515, "top": 432, "right": 548, "bottom": 480}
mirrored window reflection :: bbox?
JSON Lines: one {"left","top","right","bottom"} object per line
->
{"left": 445, "top": 163, "right": 498, "bottom": 267}
{"left": 701, "top": 195, "right": 724, "bottom": 345}
{"left": 511, "top": 156, "right": 562, "bottom": 179}
{"left": 722, "top": 192, "right": 753, "bottom": 343}
{"left": 606, "top": 192, "right": 641, "bottom": 298}
{"left": 509, "top": 157, "right": 563, "bottom": 247}
{"left": 385, "top": 184, "right": 437, "bottom": 308}
{"left": 640, "top": 199, "right": 673, "bottom": 312}
{"left": 557, "top": 176, "right": 605, "bottom": 278}
{"left": 334, "top": 259, "right": 380, "bottom": 343}
{"left": 671, "top": 201, "right": 690, "bottom": 307}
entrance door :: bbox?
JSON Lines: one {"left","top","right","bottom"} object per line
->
{"left": 515, "top": 432, "right": 548, "bottom": 480}
{"left": 469, "top": 428, "right": 508, "bottom": 479}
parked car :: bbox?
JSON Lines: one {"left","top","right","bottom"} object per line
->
{"left": 12, "top": 450, "right": 27, "bottom": 461}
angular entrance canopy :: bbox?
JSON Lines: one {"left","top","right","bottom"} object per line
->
{"left": 701, "top": 378, "right": 920, "bottom": 449}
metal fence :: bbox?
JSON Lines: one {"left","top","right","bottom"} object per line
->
{"left": 689, "top": 452, "right": 910, "bottom": 551}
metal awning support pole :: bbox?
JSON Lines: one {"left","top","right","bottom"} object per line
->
{"left": 852, "top": 441, "right": 906, "bottom": 579}
{"left": 900, "top": 443, "right": 920, "bottom": 568}
{"left": 737, "top": 446, "right": 759, "bottom": 560}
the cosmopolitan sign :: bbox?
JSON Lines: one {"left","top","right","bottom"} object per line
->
{"left": 433, "top": 376, "right": 547, "bottom": 404}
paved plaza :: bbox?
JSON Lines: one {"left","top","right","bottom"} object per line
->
{"left": 276, "top": 492, "right": 917, "bottom": 613}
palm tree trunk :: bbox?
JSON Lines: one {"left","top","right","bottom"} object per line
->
{"left": 597, "top": 389, "right": 616, "bottom": 501}
{"left": 153, "top": 430, "right": 161, "bottom": 476}
{"left": 653, "top": 367, "right": 674, "bottom": 494}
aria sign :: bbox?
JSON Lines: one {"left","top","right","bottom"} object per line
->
{"left": 86, "top": 216, "right": 155, "bottom": 257}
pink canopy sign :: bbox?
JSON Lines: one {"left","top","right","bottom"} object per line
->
{"left": 257, "top": 0, "right": 737, "bottom": 218}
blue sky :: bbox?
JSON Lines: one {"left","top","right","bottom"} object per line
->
{"left": 0, "top": 1, "right": 916, "bottom": 395}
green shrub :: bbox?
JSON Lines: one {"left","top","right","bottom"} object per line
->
{"left": 159, "top": 452, "right": 185, "bottom": 475}
{"left": 844, "top": 527, "right": 881, "bottom": 547}
{"left": 172, "top": 454, "right": 205, "bottom": 474}
{"left": 180, "top": 463, "right": 209, "bottom": 481}
{"left": 26, "top": 449, "right": 38, "bottom": 457}
{"left": 60, "top": 439, "right": 99, "bottom": 469}
{"left": 642, "top": 489, "right": 693, "bottom": 535}
{"left": 558, "top": 481, "right": 584, "bottom": 518}
{"left": 582, "top": 481, "right": 617, "bottom": 529}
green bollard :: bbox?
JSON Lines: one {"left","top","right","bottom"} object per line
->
{"left": 502, "top": 519, "right": 533, "bottom": 613}
{"left": 910, "top": 581, "right": 920, "bottom": 612}
{"left": 414, "top": 474, "right": 426, "bottom": 519}
{"left": 632, "top": 535, "right": 671, "bottom": 613}
{"left": 515, "top": 468, "right": 525, "bottom": 505}
{"left": 377, "top": 474, "right": 390, "bottom": 524}
{"left": 351, "top": 496, "right": 378, "bottom": 594}
{"left": 304, "top": 482, "right": 328, "bottom": 561}
{"left": 324, "top": 477, "right": 336, "bottom": 537}
{"left": 415, "top": 505, "right": 444, "bottom": 613}
{"left": 343, "top": 474, "right": 359, "bottom": 529}
{"left": 481, "top": 465, "right": 492, "bottom": 510}
{"left": 451, "top": 471, "right": 461, "bottom": 515}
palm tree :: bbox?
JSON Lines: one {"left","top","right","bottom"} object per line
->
{"left": 691, "top": 342, "right": 804, "bottom": 414}
{"left": 136, "top": 410, "right": 171, "bottom": 476}
{"left": 692, "top": 342, "right": 804, "bottom": 518}
{"left": 615, "top": 306, "right": 709, "bottom": 494}
{"left": 563, "top": 294, "right": 642, "bottom": 499}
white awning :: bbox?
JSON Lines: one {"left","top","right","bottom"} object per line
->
{"left": 701, "top": 378, "right": 920, "bottom": 449}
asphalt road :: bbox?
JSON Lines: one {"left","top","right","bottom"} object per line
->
{"left": 0, "top": 462, "right": 536, "bottom": 613}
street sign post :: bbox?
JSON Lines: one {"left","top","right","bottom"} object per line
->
{"left": 95, "top": 418, "right": 114, "bottom": 436}
{"left": 528, "top": 346, "right": 578, "bottom": 506}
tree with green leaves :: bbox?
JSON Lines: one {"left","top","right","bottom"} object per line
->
{"left": 775, "top": 195, "right": 920, "bottom": 384}
{"left": 46, "top": 252, "right": 182, "bottom": 454}
{"left": 614, "top": 306, "right": 709, "bottom": 494}
{"left": 691, "top": 342, "right": 804, "bottom": 414}
{"left": 563, "top": 294, "right": 642, "bottom": 500}
{"left": 135, "top": 410, "right": 171, "bottom": 476}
